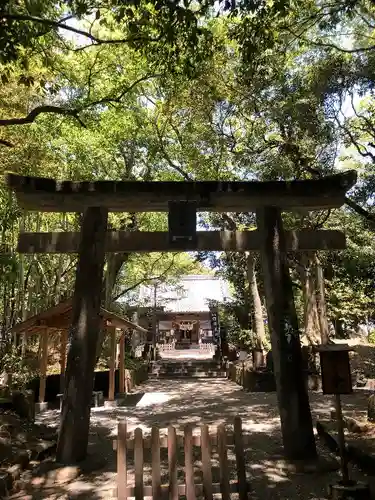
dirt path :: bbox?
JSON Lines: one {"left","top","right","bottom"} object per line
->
{"left": 10, "top": 378, "right": 375, "bottom": 499}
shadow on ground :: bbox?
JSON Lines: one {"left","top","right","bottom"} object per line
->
{"left": 12, "top": 379, "right": 375, "bottom": 499}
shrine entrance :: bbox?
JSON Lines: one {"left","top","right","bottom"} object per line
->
{"left": 7, "top": 171, "right": 357, "bottom": 464}
{"left": 173, "top": 318, "right": 199, "bottom": 348}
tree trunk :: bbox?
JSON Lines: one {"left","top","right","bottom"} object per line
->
{"left": 298, "top": 254, "right": 320, "bottom": 345}
{"left": 54, "top": 214, "right": 66, "bottom": 305}
{"left": 246, "top": 252, "right": 266, "bottom": 348}
{"left": 314, "top": 255, "right": 329, "bottom": 345}
{"left": 256, "top": 207, "right": 316, "bottom": 460}
{"left": 18, "top": 215, "right": 28, "bottom": 356}
{"left": 95, "top": 253, "right": 130, "bottom": 362}
{"left": 3, "top": 280, "right": 11, "bottom": 339}
{"left": 56, "top": 207, "right": 108, "bottom": 464}
{"left": 30, "top": 213, "right": 42, "bottom": 315}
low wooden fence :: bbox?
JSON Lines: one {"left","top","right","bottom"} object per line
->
{"left": 158, "top": 343, "right": 175, "bottom": 352}
{"left": 199, "top": 343, "right": 215, "bottom": 352}
{"left": 158, "top": 343, "right": 215, "bottom": 352}
{"left": 115, "top": 417, "right": 248, "bottom": 500}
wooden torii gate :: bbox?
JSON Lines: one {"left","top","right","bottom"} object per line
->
{"left": 6, "top": 171, "right": 357, "bottom": 464}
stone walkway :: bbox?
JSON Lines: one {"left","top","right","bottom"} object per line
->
{"left": 11, "top": 378, "right": 375, "bottom": 499}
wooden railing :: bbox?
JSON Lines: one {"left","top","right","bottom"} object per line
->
{"left": 158, "top": 343, "right": 175, "bottom": 352}
{"left": 134, "top": 344, "right": 145, "bottom": 358}
{"left": 115, "top": 417, "right": 248, "bottom": 500}
{"left": 199, "top": 343, "right": 215, "bottom": 352}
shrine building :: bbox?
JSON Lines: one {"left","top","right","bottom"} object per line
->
{"left": 134, "top": 275, "right": 231, "bottom": 349}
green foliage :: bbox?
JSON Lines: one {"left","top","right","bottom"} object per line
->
{"left": 124, "top": 353, "right": 145, "bottom": 371}
{"left": 369, "top": 328, "right": 375, "bottom": 345}
{"left": 0, "top": 343, "right": 39, "bottom": 390}
{"left": 0, "top": 0, "right": 374, "bottom": 341}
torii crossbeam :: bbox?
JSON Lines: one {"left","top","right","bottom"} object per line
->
{"left": 7, "top": 171, "right": 356, "bottom": 212}
{"left": 17, "top": 229, "right": 346, "bottom": 253}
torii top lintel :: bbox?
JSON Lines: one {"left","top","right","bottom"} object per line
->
{"left": 6, "top": 171, "right": 357, "bottom": 213}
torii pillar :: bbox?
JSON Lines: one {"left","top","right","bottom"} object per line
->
{"left": 257, "top": 207, "right": 316, "bottom": 460}
{"left": 57, "top": 207, "right": 108, "bottom": 463}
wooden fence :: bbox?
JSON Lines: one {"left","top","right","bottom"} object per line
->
{"left": 134, "top": 345, "right": 145, "bottom": 358}
{"left": 199, "top": 343, "right": 215, "bottom": 352}
{"left": 157, "top": 343, "right": 215, "bottom": 352}
{"left": 158, "top": 343, "right": 175, "bottom": 352}
{"left": 115, "top": 417, "right": 249, "bottom": 500}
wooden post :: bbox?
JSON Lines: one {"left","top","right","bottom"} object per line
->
{"left": 334, "top": 394, "right": 350, "bottom": 484}
{"left": 314, "top": 254, "right": 330, "bottom": 344}
{"left": 56, "top": 206, "right": 108, "bottom": 464}
{"left": 256, "top": 207, "right": 317, "bottom": 460}
{"left": 119, "top": 331, "right": 125, "bottom": 395}
{"left": 39, "top": 327, "right": 48, "bottom": 403}
{"left": 60, "top": 329, "right": 68, "bottom": 393}
{"left": 108, "top": 326, "right": 117, "bottom": 402}
{"left": 117, "top": 420, "right": 127, "bottom": 500}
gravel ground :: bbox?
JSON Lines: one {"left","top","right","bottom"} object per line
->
{"left": 9, "top": 377, "right": 375, "bottom": 500}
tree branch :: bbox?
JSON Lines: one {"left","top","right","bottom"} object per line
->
{"left": 0, "top": 138, "right": 14, "bottom": 147}
{"left": 305, "top": 39, "right": 375, "bottom": 54}
{"left": 0, "top": 106, "right": 86, "bottom": 127}
{"left": 112, "top": 255, "right": 177, "bottom": 302}
{"left": 336, "top": 115, "right": 375, "bottom": 162}
{"left": 154, "top": 122, "right": 193, "bottom": 180}
{"left": 285, "top": 24, "right": 375, "bottom": 53}
{"left": 344, "top": 196, "right": 375, "bottom": 228}
{"left": 0, "top": 13, "right": 159, "bottom": 47}
{"left": 0, "top": 74, "right": 159, "bottom": 127}
{"left": 87, "top": 74, "right": 161, "bottom": 108}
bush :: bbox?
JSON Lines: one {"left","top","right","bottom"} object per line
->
{"left": 0, "top": 342, "right": 39, "bottom": 390}
{"left": 368, "top": 328, "right": 375, "bottom": 344}
{"left": 124, "top": 353, "right": 146, "bottom": 370}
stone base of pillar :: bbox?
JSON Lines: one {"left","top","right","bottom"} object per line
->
{"left": 329, "top": 481, "right": 370, "bottom": 499}
{"left": 116, "top": 392, "right": 128, "bottom": 401}
{"left": 35, "top": 402, "right": 49, "bottom": 414}
{"left": 104, "top": 400, "right": 118, "bottom": 408}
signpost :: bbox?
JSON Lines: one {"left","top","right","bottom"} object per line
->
{"left": 316, "top": 344, "right": 370, "bottom": 499}
{"left": 208, "top": 305, "right": 220, "bottom": 345}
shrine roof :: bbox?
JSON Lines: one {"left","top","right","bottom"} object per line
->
{"left": 138, "top": 275, "right": 232, "bottom": 313}
{"left": 11, "top": 298, "right": 147, "bottom": 335}
{"left": 6, "top": 171, "right": 357, "bottom": 212}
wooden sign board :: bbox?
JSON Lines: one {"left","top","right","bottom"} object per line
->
{"left": 316, "top": 345, "right": 353, "bottom": 395}
{"left": 168, "top": 201, "right": 197, "bottom": 249}
{"left": 146, "top": 328, "right": 153, "bottom": 344}
{"left": 239, "top": 351, "right": 248, "bottom": 362}
{"left": 208, "top": 307, "right": 220, "bottom": 344}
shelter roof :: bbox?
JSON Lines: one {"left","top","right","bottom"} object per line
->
{"left": 11, "top": 298, "right": 147, "bottom": 335}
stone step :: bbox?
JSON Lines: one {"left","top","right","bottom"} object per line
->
{"left": 150, "top": 366, "right": 223, "bottom": 373}
{"left": 150, "top": 360, "right": 225, "bottom": 378}
{"left": 149, "top": 371, "right": 228, "bottom": 379}
{"left": 151, "top": 362, "right": 221, "bottom": 369}
{"left": 150, "top": 368, "right": 225, "bottom": 372}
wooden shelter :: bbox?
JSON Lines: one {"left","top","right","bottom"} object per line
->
{"left": 10, "top": 299, "right": 147, "bottom": 405}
